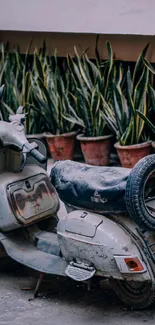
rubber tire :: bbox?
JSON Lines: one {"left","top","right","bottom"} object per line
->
{"left": 126, "top": 154, "right": 155, "bottom": 229}
{"left": 110, "top": 279, "right": 155, "bottom": 309}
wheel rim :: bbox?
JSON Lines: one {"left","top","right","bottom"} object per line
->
{"left": 110, "top": 279, "right": 155, "bottom": 308}
{"left": 143, "top": 170, "right": 155, "bottom": 219}
{"left": 119, "top": 281, "right": 151, "bottom": 297}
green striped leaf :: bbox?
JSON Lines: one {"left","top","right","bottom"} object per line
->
{"left": 148, "top": 83, "right": 155, "bottom": 112}
{"left": 136, "top": 110, "right": 155, "bottom": 134}
{"left": 143, "top": 58, "right": 155, "bottom": 74}
{"left": 34, "top": 51, "right": 44, "bottom": 82}
{"left": 132, "top": 43, "right": 149, "bottom": 87}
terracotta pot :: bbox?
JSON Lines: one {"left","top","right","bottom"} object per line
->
{"left": 26, "top": 133, "right": 45, "bottom": 140}
{"left": 76, "top": 134, "right": 113, "bottom": 166}
{"left": 114, "top": 141, "right": 152, "bottom": 168}
{"left": 43, "top": 131, "right": 77, "bottom": 161}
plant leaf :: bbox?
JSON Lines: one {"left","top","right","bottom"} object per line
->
{"left": 143, "top": 58, "right": 155, "bottom": 74}
{"left": 136, "top": 110, "right": 155, "bottom": 133}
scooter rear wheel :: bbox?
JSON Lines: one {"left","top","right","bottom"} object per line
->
{"left": 110, "top": 279, "right": 155, "bottom": 309}
{"left": 126, "top": 154, "right": 155, "bottom": 229}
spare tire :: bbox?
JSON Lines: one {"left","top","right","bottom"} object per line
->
{"left": 126, "top": 154, "right": 155, "bottom": 229}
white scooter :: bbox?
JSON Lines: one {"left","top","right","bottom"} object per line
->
{"left": 0, "top": 84, "right": 155, "bottom": 309}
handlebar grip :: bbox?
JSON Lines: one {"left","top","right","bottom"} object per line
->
{"left": 30, "top": 148, "right": 47, "bottom": 164}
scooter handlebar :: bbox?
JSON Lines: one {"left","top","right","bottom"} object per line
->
{"left": 23, "top": 142, "right": 47, "bottom": 164}
{"left": 30, "top": 148, "right": 47, "bottom": 164}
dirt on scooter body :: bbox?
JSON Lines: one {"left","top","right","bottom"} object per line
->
{"left": 0, "top": 85, "right": 155, "bottom": 309}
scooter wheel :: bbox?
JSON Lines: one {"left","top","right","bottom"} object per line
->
{"left": 126, "top": 154, "right": 155, "bottom": 229}
{"left": 110, "top": 279, "right": 155, "bottom": 309}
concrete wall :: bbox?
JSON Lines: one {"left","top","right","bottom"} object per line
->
{"left": 1, "top": 0, "right": 155, "bottom": 61}
{"left": 0, "top": 0, "right": 155, "bottom": 35}
{"left": 1, "top": 31, "right": 155, "bottom": 62}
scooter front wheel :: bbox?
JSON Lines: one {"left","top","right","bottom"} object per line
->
{"left": 110, "top": 279, "right": 155, "bottom": 309}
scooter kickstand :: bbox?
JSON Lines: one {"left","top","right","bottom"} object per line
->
{"left": 87, "top": 279, "right": 91, "bottom": 291}
{"left": 33, "top": 273, "right": 44, "bottom": 298}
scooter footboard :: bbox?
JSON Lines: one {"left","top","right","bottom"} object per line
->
{"left": 0, "top": 232, "right": 67, "bottom": 275}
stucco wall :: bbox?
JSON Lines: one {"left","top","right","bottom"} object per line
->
{"left": 1, "top": 0, "right": 155, "bottom": 61}
{"left": 0, "top": 0, "right": 155, "bottom": 35}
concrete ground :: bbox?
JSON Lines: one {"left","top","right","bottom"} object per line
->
{"left": 1, "top": 160, "right": 155, "bottom": 324}
{"left": 0, "top": 270, "right": 155, "bottom": 325}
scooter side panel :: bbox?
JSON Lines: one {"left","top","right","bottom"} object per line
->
{"left": 57, "top": 211, "right": 151, "bottom": 282}
{"left": 0, "top": 232, "right": 67, "bottom": 276}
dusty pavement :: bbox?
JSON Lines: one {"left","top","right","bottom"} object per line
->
{"left": 0, "top": 268, "right": 155, "bottom": 325}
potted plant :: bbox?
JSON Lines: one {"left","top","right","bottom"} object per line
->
{"left": 65, "top": 44, "right": 114, "bottom": 166}
{"left": 136, "top": 57, "right": 155, "bottom": 152}
{"left": 101, "top": 44, "right": 152, "bottom": 168}
{"left": 31, "top": 51, "right": 78, "bottom": 161}
{"left": 73, "top": 88, "right": 113, "bottom": 166}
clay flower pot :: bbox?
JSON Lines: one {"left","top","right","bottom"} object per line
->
{"left": 26, "top": 133, "right": 45, "bottom": 140}
{"left": 114, "top": 141, "right": 152, "bottom": 168}
{"left": 76, "top": 134, "right": 113, "bottom": 166}
{"left": 43, "top": 131, "right": 77, "bottom": 161}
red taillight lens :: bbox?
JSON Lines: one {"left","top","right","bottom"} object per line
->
{"left": 124, "top": 257, "right": 144, "bottom": 272}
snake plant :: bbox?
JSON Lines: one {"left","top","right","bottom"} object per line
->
{"left": 0, "top": 43, "right": 33, "bottom": 121}
{"left": 64, "top": 42, "right": 117, "bottom": 137}
{"left": 101, "top": 44, "right": 150, "bottom": 145}
{"left": 30, "top": 50, "right": 75, "bottom": 134}
{"left": 135, "top": 58, "right": 155, "bottom": 138}
{"left": 0, "top": 39, "right": 153, "bottom": 142}
{"left": 0, "top": 42, "right": 51, "bottom": 134}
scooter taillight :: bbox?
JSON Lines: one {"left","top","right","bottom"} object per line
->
{"left": 124, "top": 257, "right": 144, "bottom": 272}
{"left": 114, "top": 255, "right": 147, "bottom": 274}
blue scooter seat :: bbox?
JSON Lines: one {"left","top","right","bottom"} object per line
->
{"left": 51, "top": 160, "right": 131, "bottom": 214}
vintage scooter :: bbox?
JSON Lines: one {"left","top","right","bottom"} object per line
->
{"left": 0, "top": 85, "right": 155, "bottom": 309}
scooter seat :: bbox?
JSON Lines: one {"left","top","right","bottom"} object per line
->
{"left": 51, "top": 160, "right": 131, "bottom": 214}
